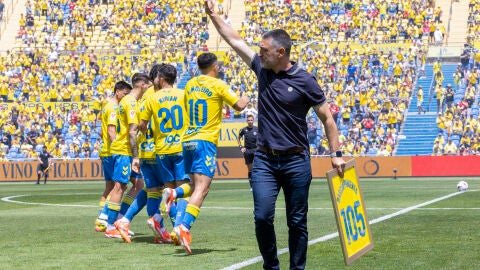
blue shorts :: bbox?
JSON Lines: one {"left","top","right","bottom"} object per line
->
{"left": 156, "top": 153, "right": 189, "bottom": 183}
{"left": 111, "top": 154, "right": 132, "bottom": 184}
{"left": 101, "top": 156, "right": 114, "bottom": 181}
{"left": 141, "top": 158, "right": 162, "bottom": 189}
{"left": 183, "top": 140, "right": 217, "bottom": 178}
{"left": 130, "top": 170, "right": 143, "bottom": 179}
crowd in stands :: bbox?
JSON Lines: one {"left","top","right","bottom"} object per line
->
{"left": 0, "top": 0, "right": 473, "bottom": 160}
{"left": 18, "top": 0, "right": 212, "bottom": 52}
{"left": 221, "top": 0, "right": 439, "bottom": 156}
{"left": 467, "top": 0, "right": 480, "bottom": 46}
{"left": 432, "top": 2, "right": 480, "bottom": 156}
{"left": 241, "top": 0, "right": 443, "bottom": 45}
{"left": 0, "top": 102, "right": 102, "bottom": 160}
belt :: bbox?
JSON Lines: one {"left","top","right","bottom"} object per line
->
{"left": 258, "top": 146, "right": 304, "bottom": 156}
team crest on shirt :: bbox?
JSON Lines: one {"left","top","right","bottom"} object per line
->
{"left": 253, "top": 132, "right": 257, "bottom": 136}
{"left": 288, "top": 87, "right": 293, "bottom": 92}
{"left": 129, "top": 110, "right": 136, "bottom": 118}
{"left": 109, "top": 112, "right": 116, "bottom": 120}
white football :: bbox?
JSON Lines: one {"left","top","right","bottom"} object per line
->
{"left": 457, "top": 181, "right": 469, "bottom": 192}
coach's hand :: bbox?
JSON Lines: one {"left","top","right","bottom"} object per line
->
{"left": 132, "top": 157, "right": 140, "bottom": 174}
{"left": 331, "top": 157, "right": 346, "bottom": 178}
{"left": 205, "top": 0, "right": 215, "bottom": 15}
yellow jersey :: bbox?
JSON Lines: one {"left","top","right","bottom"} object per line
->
{"left": 100, "top": 100, "right": 119, "bottom": 157}
{"left": 140, "top": 87, "right": 186, "bottom": 154}
{"left": 138, "top": 87, "right": 156, "bottom": 159}
{"left": 183, "top": 75, "right": 239, "bottom": 145}
{"left": 110, "top": 94, "right": 138, "bottom": 156}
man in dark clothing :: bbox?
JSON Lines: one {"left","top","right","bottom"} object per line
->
{"left": 207, "top": 1, "right": 345, "bottom": 268}
{"left": 237, "top": 115, "right": 258, "bottom": 184}
{"left": 37, "top": 147, "right": 53, "bottom": 184}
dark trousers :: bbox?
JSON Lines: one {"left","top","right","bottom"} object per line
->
{"left": 250, "top": 150, "right": 312, "bottom": 270}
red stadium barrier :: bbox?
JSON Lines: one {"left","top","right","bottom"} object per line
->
{"left": 411, "top": 156, "right": 480, "bottom": 176}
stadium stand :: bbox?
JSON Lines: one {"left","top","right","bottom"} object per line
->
{"left": 1, "top": 0, "right": 478, "bottom": 159}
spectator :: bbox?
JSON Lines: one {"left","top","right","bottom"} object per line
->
{"left": 444, "top": 139, "right": 458, "bottom": 155}
{"left": 0, "top": 0, "right": 5, "bottom": 22}
{"left": 241, "top": 102, "right": 258, "bottom": 118}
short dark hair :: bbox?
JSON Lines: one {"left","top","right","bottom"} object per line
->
{"left": 262, "top": 29, "right": 292, "bottom": 56}
{"left": 131, "top": 73, "right": 151, "bottom": 86}
{"left": 113, "top": 81, "right": 132, "bottom": 93}
{"left": 149, "top": 64, "right": 177, "bottom": 85}
{"left": 197, "top": 52, "right": 217, "bottom": 70}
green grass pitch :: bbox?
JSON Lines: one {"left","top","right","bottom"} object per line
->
{"left": 0, "top": 177, "right": 478, "bottom": 269}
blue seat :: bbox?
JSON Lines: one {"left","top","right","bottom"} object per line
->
{"left": 451, "top": 134, "right": 461, "bottom": 141}
{"left": 65, "top": 139, "right": 73, "bottom": 146}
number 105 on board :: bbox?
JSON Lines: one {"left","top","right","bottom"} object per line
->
{"left": 326, "top": 159, "right": 374, "bottom": 265}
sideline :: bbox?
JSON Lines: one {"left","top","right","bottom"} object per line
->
{"left": 221, "top": 191, "right": 466, "bottom": 270}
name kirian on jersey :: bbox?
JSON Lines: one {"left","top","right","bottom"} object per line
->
{"left": 187, "top": 86, "right": 213, "bottom": 97}
{"left": 185, "top": 127, "right": 200, "bottom": 136}
{"left": 158, "top": 96, "right": 178, "bottom": 103}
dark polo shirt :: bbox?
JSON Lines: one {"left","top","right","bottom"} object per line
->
{"left": 250, "top": 54, "right": 326, "bottom": 151}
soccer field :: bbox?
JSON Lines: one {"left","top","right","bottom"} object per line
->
{"left": 0, "top": 177, "right": 479, "bottom": 270}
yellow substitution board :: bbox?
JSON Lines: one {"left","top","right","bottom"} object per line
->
{"left": 326, "top": 159, "right": 374, "bottom": 265}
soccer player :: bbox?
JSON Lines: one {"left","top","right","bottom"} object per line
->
{"left": 104, "top": 73, "right": 151, "bottom": 241}
{"left": 114, "top": 70, "right": 174, "bottom": 244}
{"left": 137, "top": 63, "right": 190, "bottom": 244}
{"left": 36, "top": 146, "right": 53, "bottom": 184}
{"left": 168, "top": 52, "right": 249, "bottom": 254}
{"left": 112, "top": 83, "right": 155, "bottom": 242}
{"left": 95, "top": 81, "right": 132, "bottom": 233}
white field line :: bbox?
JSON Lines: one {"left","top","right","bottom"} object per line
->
{"left": 1, "top": 191, "right": 476, "bottom": 211}
{"left": 1, "top": 195, "right": 97, "bottom": 208}
{"left": 221, "top": 191, "right": 467, "bottom": 270}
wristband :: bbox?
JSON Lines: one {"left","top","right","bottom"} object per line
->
{"left": 329, "top": 151, "right": 342, "bottom": 158}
